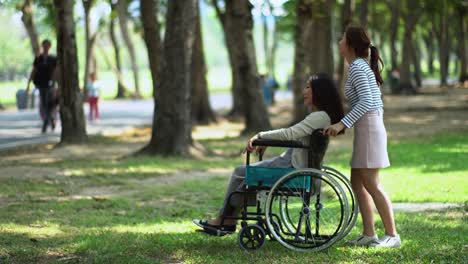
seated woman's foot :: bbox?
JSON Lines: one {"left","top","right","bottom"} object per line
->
{"left": 192, "top": 219, "right": 236, "bottom": 236}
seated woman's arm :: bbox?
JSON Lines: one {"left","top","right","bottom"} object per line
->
{"left": 245, "top": 111, "right": 330, "bottom": 153}
{"left": 258, "top": 111, "right": 330, "bottom": 141}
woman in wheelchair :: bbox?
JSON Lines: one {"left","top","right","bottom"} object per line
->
{"left": 193, "top": 73, "right": 345, "bottom": 237}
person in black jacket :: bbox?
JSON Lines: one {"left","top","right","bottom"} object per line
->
{"left": 26, "top": 39, "right": 58, "bottom": 133}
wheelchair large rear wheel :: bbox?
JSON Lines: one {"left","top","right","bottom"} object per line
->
{"left": 321, "top": 165, "right": 358, "bottom": 240}
{"left": 265, "top": 169, "right": 349, "bottom": 252}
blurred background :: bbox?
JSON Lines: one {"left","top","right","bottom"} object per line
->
{"left": 0, "top": 0, "right": 465, "bottom": 109}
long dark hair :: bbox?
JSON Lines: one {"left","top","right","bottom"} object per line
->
{"left": 308, "top": 73, "right": 344, "bottom": 125}
{"left": 345, "top": 26, "right": 384, "bottom": 86}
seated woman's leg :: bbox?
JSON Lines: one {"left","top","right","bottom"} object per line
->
{"left": 208, "top": 149, "right": 294, "bottom": 226}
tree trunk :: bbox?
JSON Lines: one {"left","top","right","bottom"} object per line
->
{"left": 109, "top": 2, "right": 127, "bottom": 98}
{"left": 117, "top": 0, "right": 141, "bottom": 97}
{"left": 337, "top": 0, "right": 354, "bottom": 98}
{"left": 262, "top": 3, "right": 269, "bottom": 75}
{"left": 292, "top": 0, "right": 313, "bottom": 124}
{"left": 140, "top": 0, "right": 161, "bottom": 99}
{"left": 141, "top": 0, "right": 196, "bottom": 156}
{"left": 307, "top": 0, "right": 334, "bottom": 77}
{"left": 457, "top": 4, "right": 467, "bottom": 83}
{"left": 191, "top": 0, "right": 216, "bottom": 124}
{"left": 438, "top": 2, "right": 450, "bottom": 87}
{"left": 83, "top": 0, "right": 95, "bottom": 96}
{"left": 54, "top": 0, "right": 87, "bottom": 144}
{"left": 359, "top": 0, "right": 369, "bottom": 28}
{"left": 386, "top": 0, "right": 400, "bottom": 71}
{"left": 269, "top": 17, "right": 278, "bottom": 81}
{"left": 211, "top": 0, "right": 242, "bottom": 117}
{"left": 212, "top": 0, "right": 271, "bottom": 133}
{"left": 399, "top": 0, "right": 421, "bottom": 94}
{"left": 225, "top": 0, "right": 271, "bottom": 133}
{"left": 412, "top": 34, "right": 422, "bottom": 87}
{"left": 20, "top": 0, "right": 40, "bottom": 56}
{"left": 423, "top": 30, "right": 435, "bottom": 75}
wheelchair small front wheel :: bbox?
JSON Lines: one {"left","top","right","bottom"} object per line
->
{"left": 238, "top": 224, "right": 266, "bottom": 251}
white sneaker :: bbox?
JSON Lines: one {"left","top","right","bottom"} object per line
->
{"left": 345, "top": 234, "right": 379, "bottom": 246}
{"left": 370, "top": 234, "right": 401, "bottom": 248}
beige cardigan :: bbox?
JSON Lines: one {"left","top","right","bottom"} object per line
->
{"left": 258, "top": 111, "right": 331, "bottom": 168}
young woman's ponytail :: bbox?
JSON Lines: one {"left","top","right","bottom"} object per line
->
{"left": 370, "top": 45, "right": 384, "bottom": 86}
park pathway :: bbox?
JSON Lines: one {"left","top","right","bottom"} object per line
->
{"left": 0, "top": 91, "right": 292, "bottom": 151}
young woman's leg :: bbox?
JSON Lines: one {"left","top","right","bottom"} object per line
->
{"left": 360, "top": 168, "right": 397, "bottom": 236}
{"left": 351, "top": 168, "right": 376, "bottom": 236}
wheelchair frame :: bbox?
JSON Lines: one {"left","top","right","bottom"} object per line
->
{"left": 218, "top": 130, "right": 358, "bottom": 252}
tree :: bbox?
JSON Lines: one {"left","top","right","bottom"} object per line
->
{"left": 337, "top": 0, "right": 354, "bottom": 96}
{"left": 54, "top": 0, "right": 87, "bottom": 144}
{"left": 139, "top": 0, "right": 196, "bottom": 155}
{"left": 307, "top": 0, "right": 334, "bottom": 76}
{"left": 109, "top": 0, "right": 128, "bottom": 98}
{"left": 292, "top": 0, "right": 334, "bottom": 123}
{"left": 435, "top": 0, "right": 450, "bottom": 86}
{"left": 384, "top": 0, "right": 400, "bottom": 71}
{"left": 292, "top": 0, "right": 312, "bottom": 124}
{"left": 422, "top": 28, "right": 435, "bottom": 75}
{"left": 212, "top": 0, "right": 271, "bottom": 133}
{"left": 260, "top": 0, "right": 279, "bottom": 80}
{"left": 139, "top": 0, "right": 162, "bottom": 140}
{"left": 456, "top": 1, "right": 467, "bottom": 83}
{"left": 82, "top": 0, "right": 98, "bottom": 96}
{"left": 399, "top": 0, "right": 422, "bottom": 94}
{"left": 191, "top": 0, "right": 216, "bottom": 124}
{"left": 19, "top": 0, "right": 40, "bottom": 56}
{"left": 358, "top": 0, "right": 369, "bottom": 28}
{"left": 117, "top": 0, "right": 141, "bottom": 97}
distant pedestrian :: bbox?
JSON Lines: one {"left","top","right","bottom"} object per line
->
{"left": 26, "top": 39, "right": 58, "bottom": 133}
{"left": 86, "top": 72, "right": 100, "bottom": 121}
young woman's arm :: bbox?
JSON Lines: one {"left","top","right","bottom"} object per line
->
{"left": 340, "top": 66, "right": 373, "bottom": 128}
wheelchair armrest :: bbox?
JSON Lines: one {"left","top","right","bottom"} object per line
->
{"left": 252, "top": 138, "right": 308, "bottom": 149}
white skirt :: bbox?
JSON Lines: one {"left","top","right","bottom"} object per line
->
{"left": 351, "top": 109, "right": 390, "bottom": 169}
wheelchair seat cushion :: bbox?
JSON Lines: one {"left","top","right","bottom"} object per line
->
{"left": 246, "top": 166, "right": 313, "bottom": 189}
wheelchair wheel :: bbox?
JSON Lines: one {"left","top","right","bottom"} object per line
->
{"left": 321, "top": 165, "right": 358, "bottom": 240}
{"left": 238, "top": 224, "right": 266, "bottom": 251}
{"left": 265, "top": 169, "right": 349, "bottom": 252}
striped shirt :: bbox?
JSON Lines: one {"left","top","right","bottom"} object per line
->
{"left": 341, "top": 58, "right": 384, "bottom": 128}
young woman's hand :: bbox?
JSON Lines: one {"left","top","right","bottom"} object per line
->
{"left": 323, "top": 122, "right": 345, "bottom": 137}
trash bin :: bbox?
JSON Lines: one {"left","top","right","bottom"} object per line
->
{"left": 16, "top": 89, "right": 28, "bottom": 110}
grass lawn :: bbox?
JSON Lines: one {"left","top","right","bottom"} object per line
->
{"left": 0, "top": 131, "right": 467, "bottom": 263}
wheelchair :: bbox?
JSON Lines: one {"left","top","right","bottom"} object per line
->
{"left": 220, "top": 129, "right": 358, "bottom": 252}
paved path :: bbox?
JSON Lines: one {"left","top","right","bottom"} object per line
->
{"left": 0, "top": 91, "right": 292, "bottom": 151}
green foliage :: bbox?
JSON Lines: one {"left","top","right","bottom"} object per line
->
{"left": 0, "top": 10, "right": 32, "bottom": 80}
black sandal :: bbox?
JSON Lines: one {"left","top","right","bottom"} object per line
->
{"left": 193, "top": 219, "right": 236, "bottom": 236}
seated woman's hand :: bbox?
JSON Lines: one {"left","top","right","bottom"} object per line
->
{"left": 245, "top": 134, "right": 258, "bottom": 153}
{"left": 323, "top": 122, "right": 345, "bottom": 137}
{"left": 244, "top": 134, "right": 266, "bottom": 153}
{"left": 255, "top": 146, "right": 267, "bottom": 156}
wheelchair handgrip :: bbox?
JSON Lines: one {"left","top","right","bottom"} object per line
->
{"left": 252, "top": 139, "right": 308, "bottom": 149}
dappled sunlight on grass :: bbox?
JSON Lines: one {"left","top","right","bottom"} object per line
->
{"left": 193, "top": 120, "right": 243, "bottom": 140}
{"left": 0, "top": 223, "right": 65, "bottom": 237}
